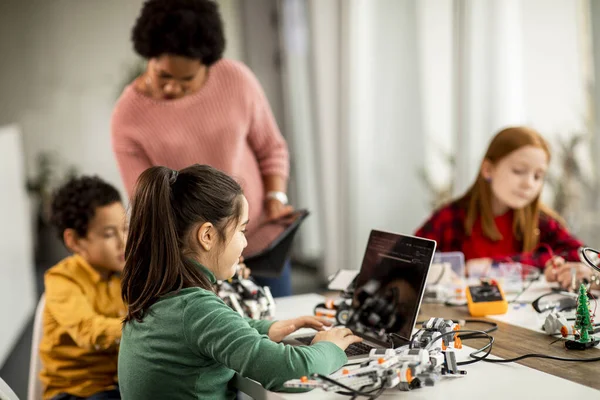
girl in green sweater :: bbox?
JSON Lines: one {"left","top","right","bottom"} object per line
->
{"left": 118, "top": 164, "right": 361, "bottom": 400}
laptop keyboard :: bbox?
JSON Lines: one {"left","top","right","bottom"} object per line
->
{"left": 294, "top": 335, "right": 376, "bottom": 357}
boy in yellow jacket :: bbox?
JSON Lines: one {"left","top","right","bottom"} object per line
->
{"left": 40, "top": 176, "right": 127, "bottom": 400}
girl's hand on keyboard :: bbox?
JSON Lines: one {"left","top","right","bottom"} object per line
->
{"left": 311, "top": 327, "right": 362, "bottom": 350}
{"left": 268, "top": 316, "right": 332, "bottom": 342}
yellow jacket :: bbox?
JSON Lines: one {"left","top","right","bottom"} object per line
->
{"left": 40, "top": 254, "right": 125, "bottom": 399}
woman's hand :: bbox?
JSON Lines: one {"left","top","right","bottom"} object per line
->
{"left": 268, "top": 316, "right": 332, "bottom": 342}
{"left": 311, "top": 327, "right": 363, "bottom": 351}
{"left": 265, "top": 198, "right": 294, "bottom": 221}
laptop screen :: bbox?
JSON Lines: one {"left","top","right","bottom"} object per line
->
{"left": 348, "top": 230, "right": 437, "bottom": 343}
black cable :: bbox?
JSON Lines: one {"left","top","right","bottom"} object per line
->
{"left": 348, "top": 384, "right": 382, "bottom": 400}
{"left": 413, "top": 319, "right": 498, "bottom": 341}
{"left": 368, "top": 386, "right": 387, "bottom": 400}
{"left": 457, "top": 329, "right": 600, "bottom": 364}
{"left": 411, "top": 328, "right": 496, "bottom": 366}
{"left": 387, "top": 333, "right": 411, "bottom": 348}
{"left": 348, "top": 385, "right": 366, "bottom": 400}
{"left": 443, "top": 300, "right": 468, "bottom": 307}
{"left": 579, "top": 247, "right": 600, "bottom": 274}
{"left": 470, "top": 352, "right": 600, "bottom": 363}
{"left": 457, "top": 319, "right": 498, "bottom": 337}
{"left": 566, "top": 317, "right": 600, "bottom": 327}
{"left": 420, "top": 326, "right": 600, "bottom": 365}
{"left": 457, "top": 333, "right": 495, "bottom": 366}
{"left": 430, "top": 264, "right": 447, "bottom": 285}
{"left": 314, "top": 373, "right": 382, "bottom": 399}
{"left": 424, "top": 329, "right": 492, "bottom": 350}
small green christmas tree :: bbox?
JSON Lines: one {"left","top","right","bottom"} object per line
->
{"left": 574, "top": 283, "right": 594, "bottom": 343}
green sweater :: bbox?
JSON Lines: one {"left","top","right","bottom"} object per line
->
{"left": 118, "top": 266, "right": 347, "bottom": 400}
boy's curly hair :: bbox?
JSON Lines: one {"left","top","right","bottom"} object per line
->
{"left": 131, "top": 0, "right": 225, "bottom": 66}
{"left": 50, "top": 176, "right": 122, "bottom": 242}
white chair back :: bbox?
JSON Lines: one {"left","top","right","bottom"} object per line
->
{"left": 0, "top": 376, "right": 19, "bottom": 400}
{"left": 27, "top": 294, "right": 45, "bottom": 400}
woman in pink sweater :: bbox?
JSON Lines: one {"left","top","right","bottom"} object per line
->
{"left": 111, "top": 0, "right": 293, "bottom": 296}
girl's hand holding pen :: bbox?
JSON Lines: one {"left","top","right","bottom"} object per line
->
{"left": 544, "top": 256, "right": 592, "bottom": 290}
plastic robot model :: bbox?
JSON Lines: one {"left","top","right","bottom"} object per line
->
{"left": 542, "top": 312, "right": 573, "bottom": 337}
{"left": 284, "top": 318, "right": 466, "bottom": 393}
{"left": 313, "top": 297, "right": 353, "bottom": 325}
{"left": 217, "top": 276, "right": 276, "bottom": 320}
{"left": 411, "top": 318, "right": 463, "bottom": 350}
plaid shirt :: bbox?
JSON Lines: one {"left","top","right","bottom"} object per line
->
{"left": 414, "top": 200, "right": 583, "bottom": 269}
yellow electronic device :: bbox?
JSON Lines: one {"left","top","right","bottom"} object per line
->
{"left": 465, "top": 279, "right": 508, "bottom": 317}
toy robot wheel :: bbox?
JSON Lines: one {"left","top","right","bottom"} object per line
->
{"left": 336, "top": 309, "right": 351, "bottom": 325}
{"left": 397, "top": 382, "right": 411, "bottom": 391}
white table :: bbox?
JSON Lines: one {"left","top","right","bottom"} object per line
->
{"left": 236, "top": 291, "right": 600, "bottom": 399}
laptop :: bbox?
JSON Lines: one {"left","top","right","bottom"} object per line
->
{"left": 286, "top": 230, "right": 437, "bottom": 362}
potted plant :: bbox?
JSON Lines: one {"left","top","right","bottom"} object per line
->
{"left": 418, "top": 147, "right": 456, "bottom": 211}
{"left": 544, "top": 133, "right": 596, "bottom": 234}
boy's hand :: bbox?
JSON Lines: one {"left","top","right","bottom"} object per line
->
{"left": 268, "top": 316, "right": 331, "bottom": 342}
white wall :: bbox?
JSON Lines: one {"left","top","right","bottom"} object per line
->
{"left": 0, "top": 125, "right": 36, "bottom": 367}
{"left": 0, "top": 0, "right": 145, "bottom": 197}
{"left": 522, "top": 0, "right": 587, "bottom": 135}
{"left": 279, "top": 0, "right": 324, "bottom": 262}
{"left": 420, "top": 0, "right": 588, "bottom": 202}
{"left": 0, "top": 0, "right": 244, "bottom": 201}
{"left": 239, "top": 0, "right": 286, "bottom": 129}
{"left": 306, "top": 0, "right": 345, "bottom": 276}
{"left": 521, "top": 0, "right": 592, "bottom": 216}
{"left": 417, "top": 0, "right": 455, "bottom": 192}
{"left": 342, "top": 0, "right": 428, "bottom": 268}
{"left": 219, "top": 0, "right": 246, "bottom": 63}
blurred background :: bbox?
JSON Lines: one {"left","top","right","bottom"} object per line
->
{"left": 2, "top": 0, "right": 600, "bottom": 397}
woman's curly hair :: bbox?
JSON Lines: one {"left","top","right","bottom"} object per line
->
{"left": 131, "top": 0, "right": 226, "bottom": 66}
{"left": 50, "top": 176, "right": 122, "bottom": 241}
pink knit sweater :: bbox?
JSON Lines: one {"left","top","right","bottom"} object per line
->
{"left": 111, "top": 59, "right": 289, "bottom": 234}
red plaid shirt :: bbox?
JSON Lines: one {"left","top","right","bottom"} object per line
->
{"left": 414, "top": 200, "right": 583, "bottom": 269}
